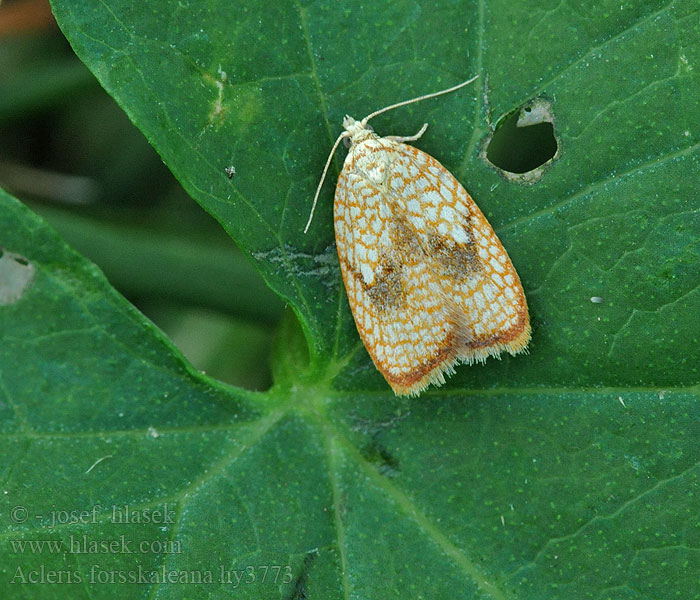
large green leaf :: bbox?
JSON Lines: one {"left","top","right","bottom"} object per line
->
{"left": 1, "top": 0, "right": 698, "bottom": 598}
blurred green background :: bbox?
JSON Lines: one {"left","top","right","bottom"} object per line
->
{"left": 0, "top": 0, "right": 284, "bottom": 389}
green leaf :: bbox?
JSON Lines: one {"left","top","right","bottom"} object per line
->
{"left": 2, "top": 0, "right": 699, "bottom": 598}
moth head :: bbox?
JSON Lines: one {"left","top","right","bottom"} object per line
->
{"left": 342, "top": 115, "right": 373, "bottom": 145}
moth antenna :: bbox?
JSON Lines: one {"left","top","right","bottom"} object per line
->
{"left": 360, "top": 74, "right": 479, "bottom": 126}
{"left": 305, "top": 74, "right": 478, "bottom": 233}
{"left": 304, "top": 130, "right": 351, "bottom": 233}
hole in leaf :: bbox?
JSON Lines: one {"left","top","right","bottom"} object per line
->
{"left": 0, "top": 249, "right": 35, "bottom": 305}
{"left": 485, "top": 98, "right": 558, "bottom": 181}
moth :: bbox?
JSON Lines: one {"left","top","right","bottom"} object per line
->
{"left": 306, "top": 77, "right": 530, "bottom": 396}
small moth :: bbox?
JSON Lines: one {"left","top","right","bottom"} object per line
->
{"left": 306, "top": 77, "right": 531, "bottom": 396}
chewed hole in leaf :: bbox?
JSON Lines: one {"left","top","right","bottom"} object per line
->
{"left": 0, "top": 248, "right": 35, "bottom": 305}
{"left": 484, "top": 98, "right": 558, "bottom": 183}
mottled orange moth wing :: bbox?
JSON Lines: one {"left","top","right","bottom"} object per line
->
{"left": 334, "top": 122, "right": 530, "bottom": 396}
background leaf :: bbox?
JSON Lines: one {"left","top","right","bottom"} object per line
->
{"left": 1, "top": 0, "right": 699, "bottom": 598}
